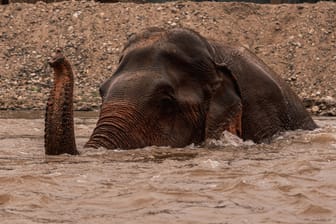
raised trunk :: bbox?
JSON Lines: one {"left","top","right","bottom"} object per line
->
{"left": 45, "top": 49, "right": 78, "bottom": 155}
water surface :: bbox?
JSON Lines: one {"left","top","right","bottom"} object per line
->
{"left": 0, "top": 113, "right": 335, "bottom": 223}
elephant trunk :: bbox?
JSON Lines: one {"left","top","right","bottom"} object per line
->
{"left": 45, "top": 49, "right": 78, "bottom": 155}
{"left": 85, "top": 101, "right": 161, "bottom": 149}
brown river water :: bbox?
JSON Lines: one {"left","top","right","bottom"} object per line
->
{"left": 0, "top": 111, "right": 335, "bottom": 224}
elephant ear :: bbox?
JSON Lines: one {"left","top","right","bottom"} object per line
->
{"left": 205, "top": 62, "right": 243, "bottom": 139}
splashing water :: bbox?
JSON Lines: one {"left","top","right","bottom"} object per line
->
{"left": 206, "top": 131, "right": 255, "bottom": 148}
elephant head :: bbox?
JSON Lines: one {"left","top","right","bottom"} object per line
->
{"left": 84, "top": 28, "right": 246, "bottom": 149}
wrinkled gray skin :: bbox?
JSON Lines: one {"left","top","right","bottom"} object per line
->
{"left": 83, "top": 27, "right": 317, "bottom": 149}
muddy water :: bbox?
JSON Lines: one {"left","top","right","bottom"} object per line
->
{"left": 0, "top": 113, "right": 335, "bottom": 224}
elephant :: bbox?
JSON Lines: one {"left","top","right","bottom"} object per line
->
{"left": 45, "top": 27, "right": 317, "bottom": 155}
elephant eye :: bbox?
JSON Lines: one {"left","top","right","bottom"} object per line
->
{"left": 158, "top": 95, "right": 177, "bottom": 115}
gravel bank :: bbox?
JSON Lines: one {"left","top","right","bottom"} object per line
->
{"left": 0, "top": 1, "right": 335, "bottom": 115}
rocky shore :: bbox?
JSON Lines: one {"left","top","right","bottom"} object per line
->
{"left": 0, "top": 1, "right": 335, "bottom": 115}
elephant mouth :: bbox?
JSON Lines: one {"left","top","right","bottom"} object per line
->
{"left": 84, "top": 101, "right": 160, "bottom": 149}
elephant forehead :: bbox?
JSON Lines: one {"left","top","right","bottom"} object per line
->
{"left": 113, "top": 70, "right": 164, "bottom": 85}
{"left": 105, "top": 70, "right": 168, "bottom": 98}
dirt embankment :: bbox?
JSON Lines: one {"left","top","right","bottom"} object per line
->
{"left": 0, "top": 1, "right": 335, "bottom": 115}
